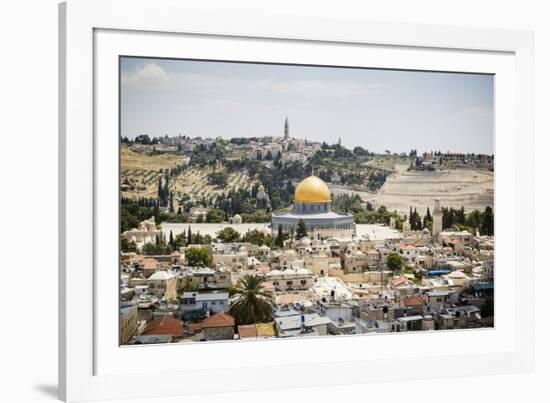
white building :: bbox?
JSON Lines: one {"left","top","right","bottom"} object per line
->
{"left": 274, "top": 313, "right": 332, "bottom": 337}
{"left": 180, "top": 292, "right": 230, "bottom": 314}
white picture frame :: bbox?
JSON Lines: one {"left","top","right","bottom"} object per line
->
{"left": 59, "top": 0, "right": 534, "bottom": 401}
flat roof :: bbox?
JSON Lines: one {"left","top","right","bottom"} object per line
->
{"left": 397, "top": 315, "right": 424, "bottom": 322}
{"left": 427, "top": 291, "right": 453, "bottom": 297}
{"left": 181, "top": 292, "right": 229, "bottom": 301}
{"left": 276, "top": 313, "right": 332, "bottom": 331}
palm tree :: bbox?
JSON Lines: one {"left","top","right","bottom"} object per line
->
{"left": 229, "top": 275, "right": 273, "bottom": 325}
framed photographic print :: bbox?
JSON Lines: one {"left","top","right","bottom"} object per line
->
{"left": 59, "top": 0, "right": 534, "bottom": 401}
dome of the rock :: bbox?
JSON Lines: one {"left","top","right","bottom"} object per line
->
{"left": 294, "top": 175, "right": 331, "bottom": 203}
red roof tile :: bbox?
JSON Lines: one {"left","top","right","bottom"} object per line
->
{"left": 391, "top": 277, "right": 410, "bottom": 287}
{"left": 143, "top": 258, "right": 159, "bottom": 271}
{"left": 142, "top": 316, "right": 183, "bottom": 337}
{"left": 402, "top": 295, "right": 426, "bottom": 307}
{"left": 202, "top": 313, "right": 235, "bottom": 328}
{"left": 186, "top": 322, "right": 204, "bottom": 334}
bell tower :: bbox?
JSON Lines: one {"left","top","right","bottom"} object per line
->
{"left": 432, "top": 198, "right": 443, "bottom": 238}
{"left": 284, "top": 117, "right": 289, "bottom": 139}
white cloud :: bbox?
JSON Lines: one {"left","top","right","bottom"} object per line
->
{"left": 121, "top": 62, "right": 170, "bottom": 87}
{"left": 121, "top": 61, "right": 382, "bottom": 100}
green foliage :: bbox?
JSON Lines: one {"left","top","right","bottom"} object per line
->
{"left": 353, "top": 146, "right": 372, "bottom": 156}
{"left": 121, "top": 209, "right": 140, "bottom": 233}
{"left": 481, "top": 206, "right": 494, "bottom": 236}
{"left": 275, "top": 226, "right": 286, "bottom": 248}
{"left": 308, "top": 147, "right": 389, "bottom": 191}
{"left": 185, "top": 247, "right": 212, "bottom": 267}
{"left": 173, "top": 232, "right": 187, "bottom": 249}
{"left": 450, "top": 224, "right": 477, "bottom": 235}
{"left": 207, "top": 171, "right": 229, "bottom": 188}
{"left": 241, "top": 229, "right": 272, "bottom": 247}
{"left": 422, "top": 207, "right": 432, "bottom": 229}
{"left": 441, "top": 205, "right": 494, "bottom": 235}
{"left": 142, "top": 242, "right": 171, "bottom": 255}
{"left": 182, "top": 282, "right": 200, "bottom": 292}
{"left": 216, "top": 227, "right": 241, "bottom": 243}
{"left": 333, "top": 195, "right": 402, "bottom": 227}
{"left": 190, "top": 142, "right": 225, "bottom": 167}
{"left": 229, "top": 275, "right": 273, "bottom": 325}
{"left": 169, "top": 230, "right": 174, "bottom": 247}
{"left": 332, "top": 194, "right": 363, "bottom": 214}
{"left": 241, "top": 210, "right": 271, "bottom": 223}
{"left": 162, "top": 213, "right": 190, "bottom": 223}
{"left": 187, "top": 230, "right": 212, "bottom": 245}
{"left": 121, "top": 238, "right": 137, "bottom": 253}
{"left": 121, "top": 198, "right": 191, "bottom": 231}
{"left": 157, "top": 176, "right": 170, "bottom": 206}
{"left": 402, "top": 267, "right": 422, "bottom": 284}
{"left": 206, "top": 208, "right": 225, "bottom": 223}
{"left": 386, "top": 252, "right": 403, "bottom": 271}
{"left": 409, "top": 206, "right": 423, "bottom": 230}
{"left": 120, "top": 197, "right": 158, "bottom": 232}
{"left": 296, "top": 219, "right": 308, "bottom": 239}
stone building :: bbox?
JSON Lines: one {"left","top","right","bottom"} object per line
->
{"left": 202, "top": 313, "right": 235, "bottom": 341}
{"left": 264, "top": 268, "right": 314, "bottom": 292}
{"left": 343, "top": 251, "right": 368, "bottom": 274}
{"left": 147, "top": 270, "right": 177, "bottom": 301}
{"left": 120, "top": 304, "right": 138, "bottom": 344}
{"left": 122, "top": 216, "right": 161, "bottom": 251}
{"left": 177, "top": 267, "right": 232, "bottom": 291}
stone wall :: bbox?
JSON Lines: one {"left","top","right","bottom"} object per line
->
{"left": 328, "top": 268, "right": 392, "bottom": 284}
{"left": 204, "top": 326, "right": 234, "bottom": 341}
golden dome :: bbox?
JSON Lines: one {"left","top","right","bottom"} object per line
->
{"left": 294, "top": 175, "right": 331, "bottom": 202}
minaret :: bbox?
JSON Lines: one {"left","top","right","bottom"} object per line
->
{"left": 284, "top": 117, "right": 289, "bottom": 140}
{"left": 432, "top": 198, "right": 443, "bottom": 238}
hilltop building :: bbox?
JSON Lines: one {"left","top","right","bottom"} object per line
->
{"left": 271, "top": 175, "right": 355, "bottom": 239}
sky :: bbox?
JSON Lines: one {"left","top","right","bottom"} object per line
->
{"left": 120, "top": 57, "right": 494, "bottom": 154}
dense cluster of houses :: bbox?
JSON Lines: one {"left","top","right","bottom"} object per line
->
{"left": 155, "top": 119, "right": 322, "bottom": 170}
{"left": 120, "top": 219, "right": 494, "bottom": 345}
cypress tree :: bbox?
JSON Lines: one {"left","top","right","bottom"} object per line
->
{"left": 275, "top": 226, "right": 284, "bottom": 248}
{"left": 458, "top": 206, "right": 465, "bottom": 225}
{"left": 296, "top": 219, "right": 308, "bottom": 239}
{"left": 481, "top": 206, "right": 494, "bottom": 236}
